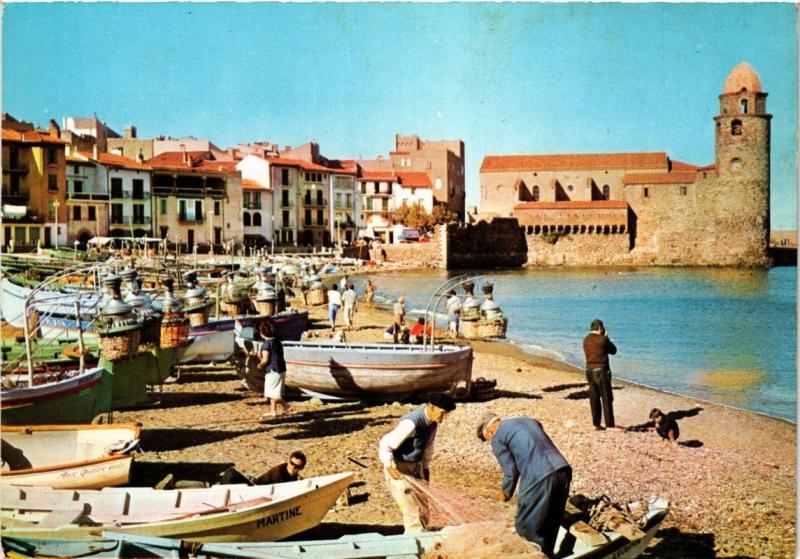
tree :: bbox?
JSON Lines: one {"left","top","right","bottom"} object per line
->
{"left": 389, "top": 203, "right": 458, "bottom": 232}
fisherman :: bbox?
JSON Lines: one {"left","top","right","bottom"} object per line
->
{"left": 254, "top": 450, "right": 307, "bottom": 484}
{"left": 392, "top": 296, "right": 406, "bottom": 344}
{"left": 583, "top": 318, "right": 617, "bottom": 430}
{"left": 475, "top": 411, "right": 572, "bottom": 558}
{"left": 378, "top": 395, "right": 457, "bottom": 533}
{"left": 649, "top": 408, "right": 680, "bottom": 445}
{"left": 342, "top": 283, "right": 358, "bottom": 331}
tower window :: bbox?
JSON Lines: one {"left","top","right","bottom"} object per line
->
{"left": 740, "top": 99, "right": 748, "bottom": 114}
{"left": 643, "top": 187, "right": 650, "bottom": 198}
{"left": 731, "top": 119, "right": 743, "bottom": 136}
{"left": 532, "top": 185, "right": 540, "bottom": 201}
{"left": 730, "top": 158, "right": 742, "bottom": 173}
{"left": 602, "top": 184, "right": 610, "bottom": 200}
{"left": 680, "top": 186, "right": 687, "bottom": 196}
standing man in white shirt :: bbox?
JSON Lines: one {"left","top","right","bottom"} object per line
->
{"left": 327, "top": 285, "right": 342, "bottom": 333}
{"left": 378, "top": 395, "right": 457, "bottom": 533}
{"left": 341, "top": 283, "right": 358, "bottom": 332}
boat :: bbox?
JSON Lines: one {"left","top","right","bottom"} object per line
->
{"left": 279, "top": 341, "right": 473, "bottom": 401}
{"left": 1, "top": 424, "right": 140, "bottom": 489}
{"left": 1, "top": 367, "right": 112, "bottom": 426}
{"left": 1, "top": 472, "right": 354, "bottom": 543}
{"left": 181, "top": 311, "right": 309, "bottom": 364}
{"left": 1, "top": 498, "right": 669, "bottom": 558}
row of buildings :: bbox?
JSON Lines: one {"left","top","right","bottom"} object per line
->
{"left": 1, "top": 115, "right": 466, "bottom": 251}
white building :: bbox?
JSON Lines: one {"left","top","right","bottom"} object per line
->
{"left": 236, "top": 155, "right": 275, "bottom": 247}
{"left": 395, "top": 171, "right": 434, "bottom": 213}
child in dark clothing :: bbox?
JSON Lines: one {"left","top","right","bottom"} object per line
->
{"left": 649, "top": 408, "right": 680, "bottom": 445}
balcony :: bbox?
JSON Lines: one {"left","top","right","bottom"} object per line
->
{"left": 1, "top": 186, "right": 30, "bottom": 205}
{"left": 68, "top": 190, "right": 110, "bottom": 201}
{"left": 280, "top": 200, "right": 293, "bottom": 208}
{"left": 178, "top": 214, "right": 204, "bottom": 224}
{"left": 243, "top": 201, "right": 262, "bottom": 210}
{"left": 3, "top": 163, "right": 29, "bottom": 175}
{"left": 110, "top": 190, "right": 128, "bottom": 200}
{"left": 131, "top": 192, "right": 151, "bottom": 201}
{"left": 110, "top": 215, "right": 152, "bottom": 225}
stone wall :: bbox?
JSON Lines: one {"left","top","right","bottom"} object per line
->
{"left": 445, "top": 219, "right": 528, "bottom": 269}
{"left": 524, "top": 230, "right": 631, "bottom": 266}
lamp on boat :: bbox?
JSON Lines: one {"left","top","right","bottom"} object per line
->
{"left": 252, "top": 267, "right": 277, "bottom": 316}
{"left": 159, "top": 278, "right": 189, "bottom": 349}
{"left": 96, "top": 274, "right": 143, "bottom": 361}
{"left": 182, "top": 270, "right": 212, "bottom": 327}
{"left": 120, "top": 267, "right": 162, "bottom": 346}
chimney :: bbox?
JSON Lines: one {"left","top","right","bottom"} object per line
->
{"left": 48, "top": 119, "right": 61, "bottom": 138}
{"left": 136, "top": 150, "right": 144, "bottom": 164}
{"left": 93, "top": 144, "right": 98, "bottom": 160}
{"left": 182, "top": 145, "right": 189, "bottom": 166}
{"left": 124, "top": 125, "right": 137, "bottom": 139}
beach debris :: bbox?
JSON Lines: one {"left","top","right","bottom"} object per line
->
{"left": 347, "top": 456, "right": 369, "bottom": 469}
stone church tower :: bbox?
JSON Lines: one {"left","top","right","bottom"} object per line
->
{"left": 714, "top": 61, "right": 771, "bottom": 261}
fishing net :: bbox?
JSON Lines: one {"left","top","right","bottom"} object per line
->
{"left": 405, "top": 477, "right": 547, "bottom": 559}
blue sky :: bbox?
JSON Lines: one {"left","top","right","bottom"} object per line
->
{"left": 3, "top": 3, "right": 796, "bottom": 229}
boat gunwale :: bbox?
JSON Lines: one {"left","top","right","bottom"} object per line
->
{"left": 1, "top": 368, "right": 105, "bottom": 406}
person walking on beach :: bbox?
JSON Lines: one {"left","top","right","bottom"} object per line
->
{"left": 446, "top": 290, "right": 461, "bottom": 338}
{"left": 364, "top": 279, "right": 376, "bottom": 308}
{"left": 328, "top": 284, "right": 342, "bottom": 332}
{"left": 583, "top": 319, "right": 617, "bottom": 430}
{"left": 378, "top": 395, "right": 457, "bottom": 533}
{"left": 393, "top": 297, "right": 406, "bottom": 344}
{"left": 340, "top": 275, "right": 348, "bottom": 291}
{"left": 342, "top": 283, "right": 358, "bottom": 331}
{"left": 256, "top": 320, "right": 289, "bottom": 419}
{"left": 475, "top": 412, "right": 572, "bottom": 558}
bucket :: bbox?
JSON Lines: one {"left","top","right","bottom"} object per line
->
{"left": 98, "top": 329, "right": 141, "bottom": 361}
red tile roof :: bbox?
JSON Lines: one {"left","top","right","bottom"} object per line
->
{"left": 623, "top": 171, "right": 698, "bottom": 185}
{"left": 263, "top": 156, "right": 356, "bottom": 175}
{"left": 481, "top": 152, "right": 668, "bottom": 173}
{"left": 146, "top": 150, "right": 212, "bottom": 168}
{"left": 242, "top": 179, "right": 270, "bottom": 191}
{"left": 515, "top": 200, "right": 629, "bottom": 210}
{"left": 77, "top": 150, "right": 151, "bottom": 171}
{"left": 669, "top": 159, "right": 701, "bottom": 171}
{"left": 397, "top": 172, "right": 431, "bottom": 188}
{"left": 199, "top": 160, "right": 238, "bottom": 174}
{"left": 2, "top": 128, "right": 67, "bottom": 145}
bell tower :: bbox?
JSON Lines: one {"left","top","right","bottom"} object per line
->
{"left": 714, "top": 61, "right": 771, "bottom": 256}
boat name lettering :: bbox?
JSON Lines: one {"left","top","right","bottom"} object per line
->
{"left": 58, "top": 461, "right": 127, "bottom": 480}
{"left": 256, "top": 506, "right": 302, "bottom": 528}
{"left": 611, "top": 540, "right": 638, "bottom": 559}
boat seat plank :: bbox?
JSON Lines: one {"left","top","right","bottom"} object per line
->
{"left": 38, "top": 507, "right": 94, "bottom": 528}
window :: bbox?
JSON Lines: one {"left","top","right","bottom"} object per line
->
{"left": 179, "top": 199, "right": 187, "bottom": 220}
{"left": 88, "top": 206, "right": 96, "bottom": 221}
{"left": 111, "top": 177, "right": 124, "bottom": 198}
{"left": 132, "top": 179, "right": 144, "bottom": 199}
{"left": 335, "top": 193, "right": 342, "bottom": 208}
{"left": 532, "top": 185, "right": 540, "bottom": 201}
{"left": 47, "top": 148, "right": 57, "bottom": 165}
{"left": 74, "top": 165, "right": 80, "bottom": 174}
{"left": 282, "top": 190, "right": 290, "bottom": 206}
{"left": 730, "top": 158, "right": 742, "bottom": 173}
{"left": 243, "top": 212, "right": 251, "bottom": 226}
{"left": 48, "top": 175, "right": 58, "bottom": 191}
{"left": 160, "top": 226, "right": 169, "bottom": 239}
{"left": 304, "top": 190, "right": 312, "bottom": 205}
{"left": 214, "top": 201, "right": 221, "bottom": 216}
{"left": 680, "top": 186, "right": 688, "bottom": 196}
{"left": 243, "top": 191, "right": 250, "bottom": 206}
{"left": 346, "top": 193, "right": 352, "bottom": 208}
{"left": 435, "top": 178, "right": 442, "bottom": 190}
{"left": 194, "top": 200, "right": 203, "bottom": 219}
{"left": 111, "top": 204, "right": 124, "bottom": 223}
{"left": 73, "top": 206, "right": 81, "bottom": 221}
{"left": 740, "top": 99, "right": 748, "bottom": 114}
{"left": 74, "top": 180, "right": 83, "bottom": 193}
{"left": 304, "top": 209, "right": 311, "bottom": 226}
{"left": 160, "top": 198, "right": 167, "bottom": 215}
{"left": 643, "top": 187, "right": 650, "bottom": 198}
{"left": 602, "top": 184, "right": 610, "bottom": 200}
{"left": 316, "top": 190, "right": 323, "bottom": 205}
{"left": 731, "top": 119, "right": 742, "bottom": 136}
{"left": 283, "top": 210, "right": 290, "bottom": 228}
{"left": 253, "top": 212, "right": 261, "bottom": 226}
{"left": 281, "top": 169, "right": 289, "bottom": 186}
{"left": 133, "top": 204, "right": 145, "bottom": 224}
{"left": 316, "top": 209, "right": 323, "bottom": 225}
{"left": 567, "top": 184, "right": 574, "bottom": 192}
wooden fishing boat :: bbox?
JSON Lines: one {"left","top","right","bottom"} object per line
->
{"left": 1, "top": 424, "right": 140, "bottom": 489}
{"left": 182, "top": 311, "right": 309, "bottom": 364}
{"left": 1, "top": 472, "right": 354, "bottom": 543}
{"left": 280, "top": 341, "right": 473, "bottom": 401}
{"left": 1, "top": 498, "right": 669, "bottom": 559}
{"left": 1, "top": 367, "right": 112, "bottom": 426}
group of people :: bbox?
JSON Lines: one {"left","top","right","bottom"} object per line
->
{"left": 327, "top": 276, "right": 378, "bottom": 334}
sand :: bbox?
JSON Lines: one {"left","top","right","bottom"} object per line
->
{"left": 112, "top": 293, "right": 796, "bottom": 558}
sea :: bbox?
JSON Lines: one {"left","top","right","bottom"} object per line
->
{"left": 365, "top": 266, "right": 797, "bottom": 422}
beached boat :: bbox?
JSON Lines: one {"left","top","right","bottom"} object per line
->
{"left": 1, "top": 367, "right": 112, "bottom": 426}
{"left": 1, "top": 424, "right": 140, "bottom": 489}
{"left": 1, "top": 498, "right": 669, "bottom": 559}
{"left": 1, "top": 472, "right": 354, "bottom": 543}
{"left": 279, "top": 341, "right": 473, "bottom": 401}
{"left": 181, "top": 311, "right": 309, "bottom": 364}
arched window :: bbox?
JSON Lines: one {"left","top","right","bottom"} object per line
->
{"left": 731, "top": 119, "right": 742, "bottom": 136}
{"left": 532, "top": 185, "right": 540, "bottom": 201}
{"left": 602, "top": 184, "right": 610, "bottom": 200}
{"left": 740, "top": 99, "right": 748, "bottom": 114}
{"left": 253, "top": 212, "right": 262, "bottom": 226}
{"left": 243, "top": 212, "right": 251, "bottom": 227}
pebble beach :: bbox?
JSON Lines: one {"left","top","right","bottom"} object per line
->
{"left": 114, "top": 293, "right": 796, "bottom": 559}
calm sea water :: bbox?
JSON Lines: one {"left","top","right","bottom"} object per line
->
{"left": 366, "top": 267, "right": 797, "bottom": 421}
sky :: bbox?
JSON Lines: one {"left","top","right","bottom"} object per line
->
{"left": 3, "top": 3, "right": 797, "bottom": 230}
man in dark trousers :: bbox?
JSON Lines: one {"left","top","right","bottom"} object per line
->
{"left": 476, "top": 411, "right": 571, "bottom": 558}
{"left": 583, "top": 318, "right": 617, "bottom": 430}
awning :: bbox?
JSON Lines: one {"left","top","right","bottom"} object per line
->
{"left": 1, "top": 204, "right": 27, "bottom": 219}
{"left": 358, "top": 226, "right": 376, "bottom": 239}
{"left": 87, "top": 237, "right": 115, "bottom": 246}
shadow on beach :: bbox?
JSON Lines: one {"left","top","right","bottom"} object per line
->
{"left": 289, "top": 522, "right": 404, "bottom": 540}
{"left": 641, "top": 527, "right": 756, "bottom": 559}
{"left": 131, "top": 460, "right": 236, "bottom": 487}
{"left": 153, "top": 391, "right": 245, "bottom": 409}
{"left": 141, "top": 427, "right": 267, "bottom": 452}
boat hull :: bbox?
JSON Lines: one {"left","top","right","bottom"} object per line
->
{"left": 281, "top": 342, "right": 473, "bottom": 401}
{"left": 1, "top": 473, "right": 353, "bottom": 543}
{"left": 1, "top": 367, "right": 112, "bottom": 426}
{"left": 1, "top": 424, "right": 140, "bottom": 489}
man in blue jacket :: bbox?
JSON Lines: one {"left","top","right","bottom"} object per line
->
{"left": 476, "top": 411, "right": 572, "bottom": 558}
